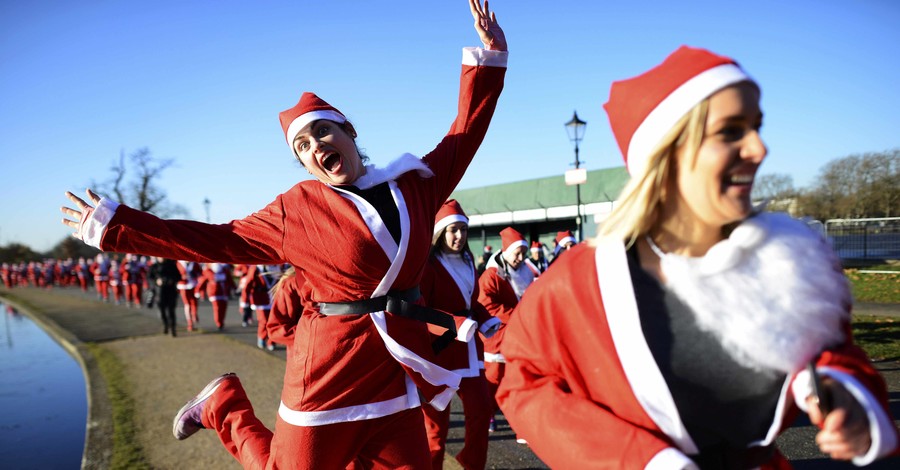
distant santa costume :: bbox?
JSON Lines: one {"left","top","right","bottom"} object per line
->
{"left": 266, "top": 270, "right": 307, "bottom": 349}
{"left": 550, "top": 230, "right": 576, "bottom": 264}
{"left": 420, "top": 200, "right": 501, "bottom": 470}
{"left": 196, "top": 263, "right": 236, "bottom": 329}
{"left": 477, "top": 226, "right": 535, "bottom": 412}
{"left": 497, "top": 46, "right": 899, "bottom": 468}
{"left": 75, "top": 46, "right": 506, "bottom": 468}
{"left": 244, "top": 264, "right": 282, "bottom": 348}
{"left": 176, "top": 261, "right": 203, "bottom": 330}
{"left": 91, "top": 254, "right": 111, "bottom": 301}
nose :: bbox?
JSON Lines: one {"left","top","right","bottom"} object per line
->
{"left": 741, "top": 130, "right": 767, "bottom": 164}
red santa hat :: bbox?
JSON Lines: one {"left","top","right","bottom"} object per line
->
{"left": 279, "top": 92, "right": 347, "bottom": 149}
{"left": 530, "top": 241, "right": 542, "bottom": 252}
{"left": 433, "top": 199, "right": 469, "bottom": 237}
{"left": 555, "top": 230, "right": 576, "bottom": 247}
{"left": 603, "top": 46, "right": 756, "bottom": 176}
{"left": 500, "top": 227, "right": 527, "bottom": 257}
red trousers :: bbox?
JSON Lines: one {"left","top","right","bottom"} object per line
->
{"left": 484, "top": 361, "right": 505, "bottom": 417}
{"left": 255, "top": 308, "right": 270, "bottom": 341}
{"left": 96, "top": 280, "right": 109, "bottom": 301}
{"left": 211, "top": 299, "right": 227, "bottom": 328}
{"left": 201, "top": 375, "right": 431, "bottom": 469}
{"left": 128, "top": 283, "right": 143, "bottom": 307}
{"left": 180, "top": 290, "right": 198, "bottom": 328}
{"left": 422, "top": 372, "right": 492, "bottom": 470}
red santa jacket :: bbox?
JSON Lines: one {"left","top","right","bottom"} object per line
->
{"left": 78, "top": 47, "right": 507, "bottom": 426}
{"left": 498, "top": 240, "right": 899, "bottom": 469}
{"left": 477, "top": 258, "right": 521, "bottom": 359}
{"left": 176, "top": 261, "right": 202, "bottom": 291}
{"left": 196, "top": 263, "right": 236, "bottom": 302}
{"left": 267, "top": 271, "right": 307, "bottom": 348}
{"left": 420, "top": 251, "right": 500, "bottom": 376}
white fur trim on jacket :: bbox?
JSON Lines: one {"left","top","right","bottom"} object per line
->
{"left": 352, "top": 153, "right": 434, "bottom": 190}
{"left": 79, "top": 197, "right": 120, "bottom": 249}
{"left": 278, "top": 376, "right": 420, "bottom": 427}
{"left": 457, "top": 318, "right": 477, "bottom": 343}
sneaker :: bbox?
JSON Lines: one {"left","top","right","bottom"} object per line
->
{"left": 241, "top": 321, "right": 248, "bottom": 327}
{"left": 266, "top": 343, "right": 275, "bottom": 352}
{"left": 516, "top": 437, "right": 528, "bottom": 445}
{"left": 172, "top": 373, "right": 236, "bottom": 440}
{"left": 257, "top": 338, "right": 265, "bottom": 349}
{"left": 488, "top": 417, "right": 496, "bottom": 433}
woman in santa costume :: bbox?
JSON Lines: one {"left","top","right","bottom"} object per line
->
{"left": 548, "top": 229, "right": 576, "bottom": 265}
{"left": 91, "top": 253, "right": 110, "bottom": 302}
{"left": 196, "top": 262, "right": 236, "bottom": 331}
{"left": 420, "top": 199, "right": 500, "bottom": 470}
{"left": 477, "top": 225, "right": 534, "bottom": 439}
{"left": 265, "top": 267, "right": 306, "bottom": 350}
{"left": 244, "top": 263, "right": 284, "bottom": 350}
{"left": 497, "top": 46, "right": 899, "bottom": 469}
{"left": 60, "top": 1, "right": 506, "bottom": 467}
{"left": 176, "top": 260, "right": 203, "bottom": 331}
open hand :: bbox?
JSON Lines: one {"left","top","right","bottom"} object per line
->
{"left": 807, "top": 377, "right": 872, "bottom": 460}
{"left": 469, "top": 0, "right": 506, "bottom": 51}
{"left": 60, "top": 189, "right": 101, "bottom": 238}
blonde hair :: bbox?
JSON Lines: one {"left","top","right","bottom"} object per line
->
{"left": 596, "top": 99, "right": 710, "bottom": 246}
{"left": 270, "top": 266, "right": 296, "bottom": 299}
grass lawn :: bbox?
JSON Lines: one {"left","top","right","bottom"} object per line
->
{"left": 852, "top": 315, "right": 900, "bottom": 362}
{"left": 845, "top": 267, "right": 900, "bottom": 304}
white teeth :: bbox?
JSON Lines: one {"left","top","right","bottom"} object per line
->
{"left": 730, "top": 174, "right": 753, "bottom": 184}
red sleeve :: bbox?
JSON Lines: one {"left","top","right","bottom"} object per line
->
{"left": 101, "top": 193, "right": 289, "bottom": 265}
{"left": 477, "top": 269, "right": 515, "bottom": 324}
{"left": 421, "top": 57, "right": 506, "bottom": 211}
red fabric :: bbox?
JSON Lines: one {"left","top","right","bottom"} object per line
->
{"left": 603, "top": 45, "right": 739, "bottom": 162}
{"left": 422, "top": 373, "right": 492, "bottom": 470}
{"left": 279, "top": 92, "right": 346, "bottom": 140}
{"left": 477, "top": 266, "right": 518, "bottom": 355}
{"left": 499, "top": 227, "right": 525, "bottom": 252}
{"left": 98, "top": 60, "right": 505, "bottom": 416}
{"left": 497, "top": 244, "right": 898, "bottom": 468}
{"left": 267, "top": 272, "right": 306, "bottom": 347}
{"left": 204, "top": 376, "right": 430, "bottom": 469}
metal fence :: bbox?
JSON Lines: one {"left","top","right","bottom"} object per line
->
{"left": 824, "top": 217, "right": 900, "bottom": 260}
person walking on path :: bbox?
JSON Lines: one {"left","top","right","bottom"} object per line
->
{"left": 149, "top": 257, "right": 181, "bottom": 336}
{"left": 60, "top": 1, "right": 506, "bottom": 467}
{"left": 195, "top": 262, "right": 236, "bottom": 331}
{"left": 497, "top": 45, "right": 899, "bottom": 468}
{"left": 176, "top": 260, "right": 202, "bottom": 331}
{"left": 420, "top": 199, "right": 500, "bottom": 469}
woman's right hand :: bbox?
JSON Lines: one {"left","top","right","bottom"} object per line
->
{"left": 469, "top": 0, "right": 507, "bottom": 51}
{"left": 61, "top": 189, "right": 101, "bottom": 238}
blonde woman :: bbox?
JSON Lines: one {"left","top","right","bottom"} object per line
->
{"left": 497, "top": 46, "right": 898, "bottom": 468}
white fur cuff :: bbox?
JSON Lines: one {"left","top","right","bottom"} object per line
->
{"left": 462, "top": 47, "right": 508, "bottom": 68}
{"left": 645, "top": 447, "right": 698, "bottom": 470}
{"left": 457, "top": 318, "right": 477, "bottom": 342}
{"left": 80, "top": 197, "right": 119, "bottom": 249}
{"left": 479, "top": 316, "right": 502, "bottom": 338}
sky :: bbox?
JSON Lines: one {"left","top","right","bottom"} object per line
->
{"left": 1, "top": 0, "right": 898, "bottom": 252}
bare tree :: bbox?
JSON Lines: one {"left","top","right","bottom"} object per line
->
{"left": 798, "top": 148, "right": 899, "bottom": 220}
{"left": 752, "top": 173, "right": 796, "bottom": 201}
{"left": 91, "top": 147, "right": 190, "bottom": 218}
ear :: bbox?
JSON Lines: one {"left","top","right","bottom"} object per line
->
{"left": 342, "top": 121, "right": 358, "bottom": 139}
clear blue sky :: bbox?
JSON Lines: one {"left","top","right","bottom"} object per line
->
{"left": 1, "top": 0, "right": 898, "bottom": 252}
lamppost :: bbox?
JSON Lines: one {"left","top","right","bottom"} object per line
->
{"left": 203, "top": 198, "right": 211, "bottom": 223}
{"left": 564, "top": 111, "right": 587, "bottom": 241}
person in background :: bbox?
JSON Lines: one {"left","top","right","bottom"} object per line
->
{"left": 528, "top": 241, "right": 548, "bottom": 273}
{"left": 176, "top": 260, "right": 202, "bottom": 331}
{"left": 59, "top": 2, "right": 506, "bottom": 466}
{"left": 91, "top": 254, "right": 110, "bottom": 302}
{"left": 497, "top": 45, "right": 899, "bottom": 468}
{"left": 475, "top": 244, "right": 492, "bottom": 277}
{"left": 477, "top": 226, "right": 534, "bottom": 442}
{"left": 549, "top": 230, "right": 576, "bottom": 265}
{"left": 121, "top": 253, "right": 146, "bottom": 308}
{"left": 265, "top": 267, "right": 305, "bottom": 350}
{"left": 420, "top": 199, "right": 500, "bottom": 469}
{"left": 149, "top": 257, "right": 181, "bottom": 337}
{"left": 244, "top": 263, "right": 282, "bottom": 350}
{"left": 196, "top": 262, "right": 236, "bottom": 331}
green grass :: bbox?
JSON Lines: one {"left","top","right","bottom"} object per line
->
{"left": 86, "top": 343, "right": 151, "bottom": 470}
{"left": 851, "top": 315, "right": 900, "bottom": 362}
{"left": 845, "top": 269, "right": 900, "bottom": 303}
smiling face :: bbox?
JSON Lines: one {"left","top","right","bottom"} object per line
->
{"left": 293, "top": 120, "right": 365, "bottom": 185}
{"left": 503, "top": 246, "right": 528, "bottom": 270}
{"left": 665, "top": 82, "right": 767, "bottom": 234}
{"left": 441, "top": 222, "right": 468, "bottom": 254}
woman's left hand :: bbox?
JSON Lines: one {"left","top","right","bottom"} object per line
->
{"left": 469, "top": 0, "right": 507, "bottom": 51}
{"left": 807, "top": 377, "right": 872, "bottom": 460}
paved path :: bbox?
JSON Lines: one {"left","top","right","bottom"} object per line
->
{"left": 2, "top": 286, "right": 898, "bottom": 469}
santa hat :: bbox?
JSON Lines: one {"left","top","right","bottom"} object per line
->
{"left": 500, "top": 227, "right": 527, "bottom": 257}
{"left": 433, "top": 199, "right": 469, "bottom": 237}
{"left": 279, "top": 92, "right": 347, "bottom": 149}
{"left": 530, "top": 241, "right": 542, "bottom": 252}
{"left": 555, "top": 230, "right": 576, "bottom": 247}
{"left": 603, "top": 46, "right": 756, "bottom": 176}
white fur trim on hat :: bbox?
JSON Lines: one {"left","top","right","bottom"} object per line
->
{"left": 557, "top": 236, "right": 576, "bottom": 247}
{"left": 503, "top": 240, "right": 527, "bottom": 257}
{"left": 627, "top": 63, "right": 752, "bottom": 176}
{"left": 285, "top": 110, "right": 346, "bottom": 145}
{"left": 434, "top": 214, "right": 469, "bottom": 236}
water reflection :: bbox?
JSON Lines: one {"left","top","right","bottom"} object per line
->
{"left": 0, "top": 302, "right": 87, "bottom": 468}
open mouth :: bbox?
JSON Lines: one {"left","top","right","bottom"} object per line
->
{"left": 322, "top": 152, "right": 341, "bottom": 173}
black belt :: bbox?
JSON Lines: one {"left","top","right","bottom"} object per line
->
{"left": 318, "top": 287, "right": 458, "bottom": 337}
{"left": 691, "top": 443, "right": 775, "bottom": 469}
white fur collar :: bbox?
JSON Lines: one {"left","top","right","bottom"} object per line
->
{"left": 485, "top": 252, "right": 533, "bottom": 299}
{"left": 351, "top": 153, "right": 434, "bottom": 190}
{"left": 657, "top": 212, "right": 850, "bottom": 374}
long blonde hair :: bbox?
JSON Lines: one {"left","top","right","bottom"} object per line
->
{"left": 597, "top": 99, "right": 710, "bottom": 247}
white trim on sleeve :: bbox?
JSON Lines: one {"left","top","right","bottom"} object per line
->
{"left": 81, "top": 197, "right": 120, "bottom": 249}
{"left": 462, "top": 47, "right": 508, "bottom": 68}
{"left": 457, "top": 318, "right": 477, "bottom": 342}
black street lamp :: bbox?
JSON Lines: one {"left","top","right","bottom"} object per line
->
{"left": 565, "top": 111, "right": 587, "bottom": 241}
{"left": 203, "top": 198, "right": 211, "bottom": 223}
